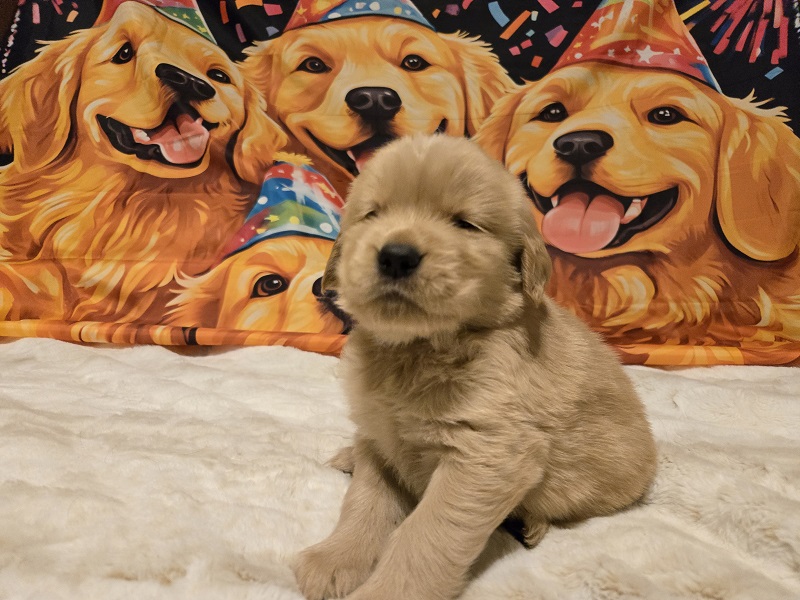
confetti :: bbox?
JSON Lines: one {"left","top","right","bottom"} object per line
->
{"left": 572, "top": 0, "right": 582, "bottom": 6}
{"left": 500, "top": 10, "right": 532, "bottom": 39}
{"left": 66, "top": 8, "right": 78, "bottom": 21}
{"left": 488, "top": 1, "right": 510, "bottom": 26}
{"left": 509, "top": 45, "right": 521, "bottom": 55}
{"left": 445, "top": 4, "right": 460, "bottom": 16}
{"left": 531, "top": 55, "right": 543, "bottom": 67}
{"left": 462, "top": 0, "right": 473, "bottom": 9}
{"left": 51, "top": 0, "right": 62, "bottom": 15}
{"left": 771, "top": 15, "right": 788, "bottom": 63}
{"left": 264, "top": 3, "right": 283, "bottom": 15}
{"left": 32, "top": 2, "right": 40, "bottom": 24}
{"left": 432, "top": 8, "right": 440, "bottom": 17}
{"left": 235, "top": 22, "right": 246, "bottom": 42}
{"left": 537, "top": 0, "right": 559, "bottom": 14}
{"left": 220, "top": 1, "right": 229, "bottom": 23}
{"left": 679, "top": 0, "right": 709, "bottom": 21}
{"left": 266, "top": 25, "right": 280, "bottom": 36}
{"left": 530, "top": 10, "right": 538, "bottom": 20}
{"left": 546, "top": 24, "right": 568, "bottom": 46}
{"left": 765, "top": 66, "right": 783, "bottom": 78}
{"left": 526, "top": 29, "right": 535, "bottom": 36}
{"left": 235, "top": 0, "right": 262, "bottom": 7}
{"left": 521, "top": 39, "right": 532, "bottom": 48}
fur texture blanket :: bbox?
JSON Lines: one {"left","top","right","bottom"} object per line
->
{"left": 0, "top": 339, "right": 798, "bottom": 599}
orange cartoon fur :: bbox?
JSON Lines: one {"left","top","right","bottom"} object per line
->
{"left": 167, "top": 236, "right": 348, "bottom": 335}
{"left": 475, "top": 64, "right": 800, "bottom": 352}
{"left": 0, "top": 2, "right": 287, "bottom": 323}
{"left": 241, "top": 18, "right": 514, "bottom": 191}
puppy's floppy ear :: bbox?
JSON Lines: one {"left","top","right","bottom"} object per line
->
{"left": 0, "top": 31, "right": 95, "bottom": 171}
{"left": 441, "top": 33, "right": 516, "bottom": 136}
{"left": 517, "top": 196, "right": 552, "bottom": 304}
{"left": 230, "top": 82, "right": 288, "bottom": 184}
{"left": 321, "top": 233, "right": 343, "bottom": 293}
{"left": 472, "top": 86, "right": 525, "bottom": 163}
{"left": 715, "top": 96, "right": 800, "bottom": 261}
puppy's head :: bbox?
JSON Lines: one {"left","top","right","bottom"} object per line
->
{"left": 169, "top": 236, "right": 349, "bottom": 334}
{"left": 242, "top": 19, "right": 513, "bottom": 179}
{"left": 323, "top": 135, "right": 551, "bottom": 344}
{"left": 0, "top": 2, "right": 286, "bottom": 181}
{"left": 475, "top": 63, "right": 800, "bottom": 262}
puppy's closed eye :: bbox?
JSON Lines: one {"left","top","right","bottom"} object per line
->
{"left": 452, "top": 217, "right": 481, "bottom": 231}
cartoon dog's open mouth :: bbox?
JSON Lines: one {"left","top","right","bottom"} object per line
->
{"left": 307, "top": 119, "right": 448, "bottom": 176}
{"left": 524, "top": 177, "right": 678, "bottom": 254}
{"left": 98, "top": 102, "right": 218, "bottom": 167}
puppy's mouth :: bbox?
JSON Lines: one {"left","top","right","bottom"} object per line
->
{"left": 524, "top": 177, "right": 678, "bottom": 253}
{"left": 97, "top": 102, "right": 218, "bottom": 167}
{"left": 307, "top": 119, "right": 448, "bottom": 176}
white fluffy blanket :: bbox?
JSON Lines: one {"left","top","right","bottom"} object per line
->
{"left": 1, "top": 338, "right": 798, "bottom": 599}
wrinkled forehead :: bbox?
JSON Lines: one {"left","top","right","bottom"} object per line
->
{"left": 352, "top": 141, "right": 523, "bottom": 232}
{"left": 96, "top": 5, "right": 231, "bottom": 65}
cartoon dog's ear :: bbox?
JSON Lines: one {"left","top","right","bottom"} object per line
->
{"left": 240, "top": 41, "right": 277, "bottom": 101}
{"left": 321, "top": 233, "right": 343, "bottom": 293}
{"left": 0, "top": 32, "right": 93, "bottom": 171}
{"left": 230, "top": 82, "right": 288, "bottom": 184}
{"left": 518, "top": 191, "right": 552, "bottom": 304}
{"left": 472, "top": 87, "right": 525, "bottom": 163}
{"left": 715, "top": 98, "right": 800, "bottom": 262}
{"left": 441, "top": 33, "right": 516, "bottom": 136}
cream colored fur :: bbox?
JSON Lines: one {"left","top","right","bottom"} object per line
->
{"left": 293, "top": 135, "right": 657, "bottom": 600}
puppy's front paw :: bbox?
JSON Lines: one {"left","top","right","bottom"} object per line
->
{"left": 293, "top": 542, "right": 373, "bottom": 600}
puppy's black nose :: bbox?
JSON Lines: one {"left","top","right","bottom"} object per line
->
{"left": 346, "top": 87, "right": 402, "bottom": 120}
{"left": 377, "top": 244, "right": 421, "bottom": 279}
{"left": 553, "top": 130, "right": 613, "bottom": 166}
{"left": 156, "top": 63, "right": 215, "bottom": 102}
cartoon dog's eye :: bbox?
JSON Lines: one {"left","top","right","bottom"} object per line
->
{"left": 251, "top": 274, "right": 289, "bottom": 298}
{"left": 111, "top": 42, "right": 134, "bottom": 64}
{"left": 648, "top": 107, "right": 686, "bottom": 125}
{"left": 535, "top": 103, "right": 568, "bottom": 123}
{"left": 453, "top": 218, "right": 479, "bottom": 231}
{"left": 297, "top": 57, "right": 331, "bottom": 73}
{"left": 363, "top": 210, "right": 378, "bottom": 220}
{"left": 207, "top": 68, "right": 231, "bottom": 84}
{"left": 401, "top": 55, "right": 430, "bottom": 71}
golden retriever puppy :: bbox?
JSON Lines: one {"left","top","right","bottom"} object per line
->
{"left": 166, "top": 236, "right": 349, "bottom": 334}
{"left": 0, "top": 2, "right": 287, "bottom": 322}
{"left": 475, "top": 64, "right": 800, "bottom": 353}
{"left": 293, "top": 135, "right": 657, "bottom": 600}
{"left": 241, "top": 17, "right": 514, "bottom": 190}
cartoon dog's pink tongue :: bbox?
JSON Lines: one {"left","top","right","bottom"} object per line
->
{"left": 131, "top": 113, "right": 209, "bottom": 165}
{"left": 348, "top": 148, "right": 375, "bottom": 173}
{"left": 542, "top": 191, "right": 624, "bottom": 254}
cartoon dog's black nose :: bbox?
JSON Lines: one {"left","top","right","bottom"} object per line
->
{"left": 378, "top": 243, "right": 421, "bottom": 279}
{"left": 156, "top": 63, "right": 215, "bottom": 101}
{"left": 346, "top": 87, "right": 402, "bottom": 120}
{"left": 553, "top": 130, "right": 614, "bottom": 166}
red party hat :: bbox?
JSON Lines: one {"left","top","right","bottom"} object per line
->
{"left": 553, "top": 0, "right": 720, "bottom": 91}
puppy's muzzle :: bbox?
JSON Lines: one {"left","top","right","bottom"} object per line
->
{"left": 377, "top": 243, "right": 422, "bottom": 279}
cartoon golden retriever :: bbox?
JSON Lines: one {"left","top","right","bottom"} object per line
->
{"left": 475, "top": 63, "right": 800, "bottom": 353}
{"left": 241, "top": 17, "right": 514, "bottom": 190}
{"left": 0, "top": 2, "right": 287, "bottom": 323}
{"left": 166, "top": 236, "right": 349, "bottom": 334}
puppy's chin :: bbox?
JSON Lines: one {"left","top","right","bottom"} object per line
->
{"left": 341, "top": 292, "right": 465, "bottom": 345}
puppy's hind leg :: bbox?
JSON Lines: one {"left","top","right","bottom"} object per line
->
{"left": 293, "top": 438, "right": 412, "bottom": 600}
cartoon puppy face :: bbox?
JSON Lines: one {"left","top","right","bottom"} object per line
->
{"left": 476, "top": 63, "right": 800, "bottom": 262}
{"left": 0, "top": 2, "right": 286, "bottom": 183}
{"left": 323, "top": 134, "right": 550, "bottom": 344}
{"left": 168, "top": 236, "right": 348, "bottom": 334}
{"left": 242, "top": 18, "right": 513, "bottom": 178}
